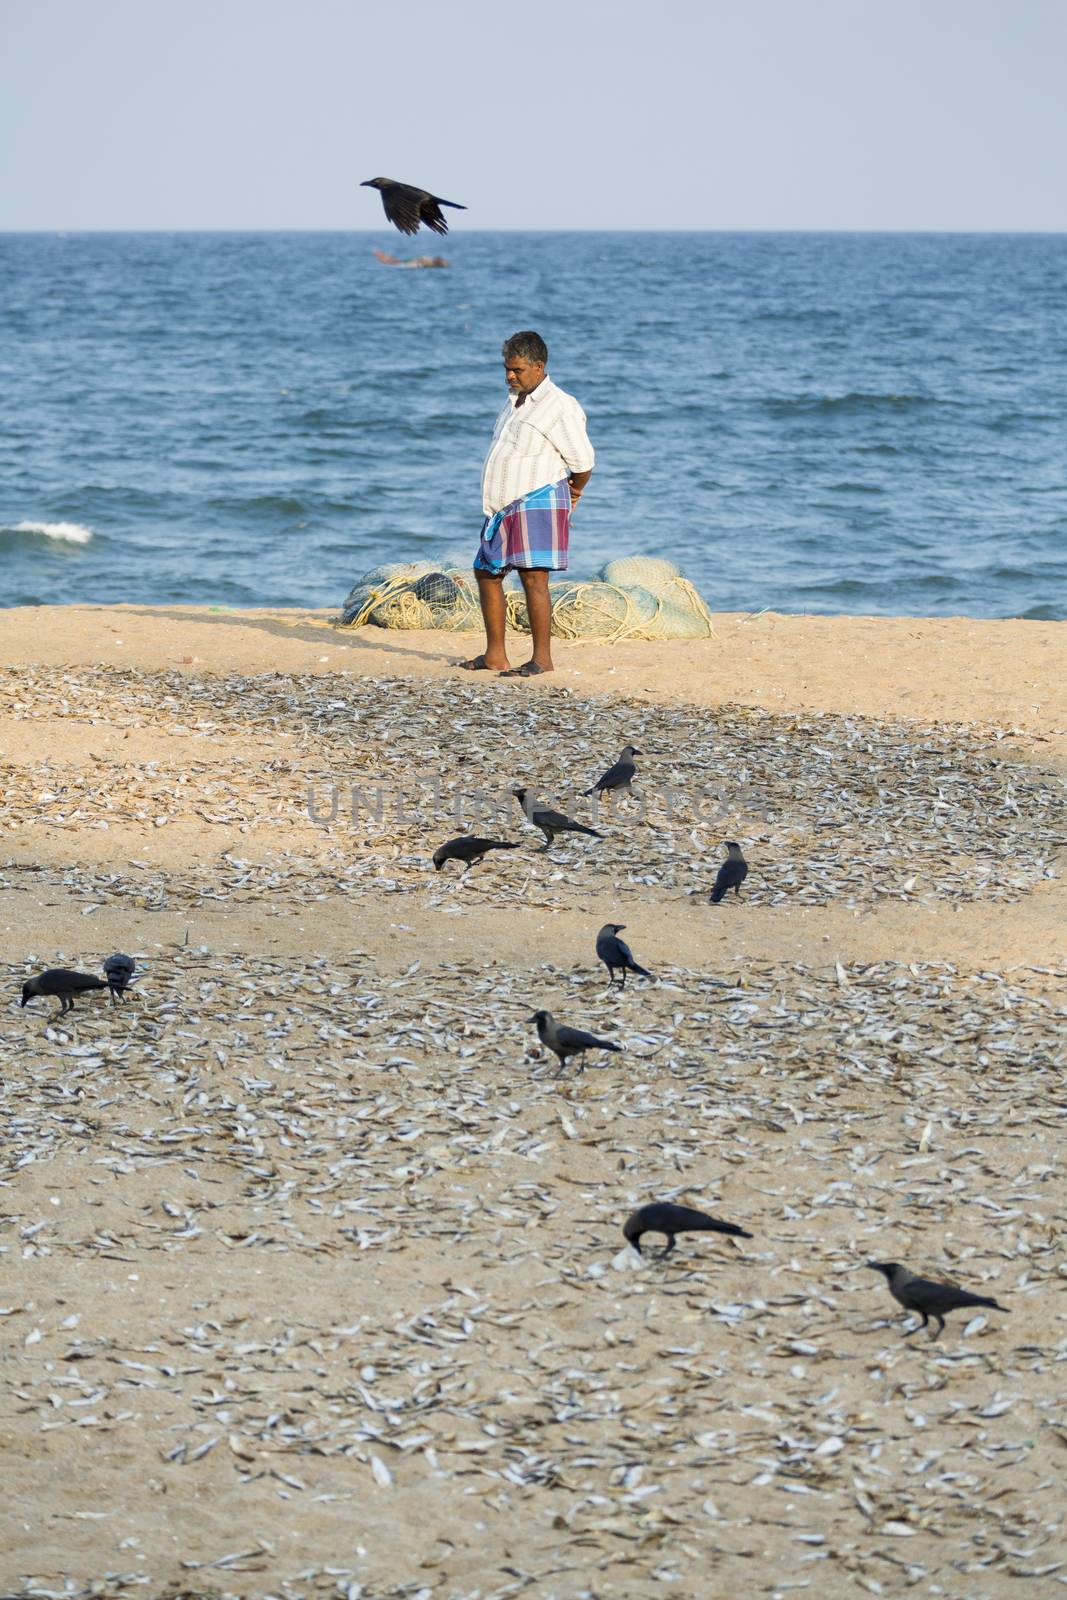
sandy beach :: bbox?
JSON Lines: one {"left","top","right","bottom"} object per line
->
{"left": 2, "top": 605, "right": 1065, "bottom": 1600}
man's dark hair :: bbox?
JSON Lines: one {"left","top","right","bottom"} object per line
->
{"left": 502, "top": 330, "right": 547, "bottom": 365}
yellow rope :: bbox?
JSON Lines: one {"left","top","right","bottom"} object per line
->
{"left": 346, "top": 576, "right": 431, "bottom": 629}
{"left": 344, "top": 567, "right": 715, "bottom": 640}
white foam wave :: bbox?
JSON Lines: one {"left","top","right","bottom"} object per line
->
{"left": 8, "top": 520, "right": 93, "bottom": 545}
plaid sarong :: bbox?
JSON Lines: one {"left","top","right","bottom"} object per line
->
{"left": 474, "top": 478, "right": 571, "bottom": 575}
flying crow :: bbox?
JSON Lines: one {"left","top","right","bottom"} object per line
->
{"left": 361, "top": 177, "right": 466, "bottom": 236}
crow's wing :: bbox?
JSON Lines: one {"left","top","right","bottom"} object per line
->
{"left": 710, "top": 862, "right": 733, "bottom": 898}
{"left": 419, "top": 193, "right": 465, "bottom": 234}
{"left": 50, "top": 969, "right": 108, "bottom": 992}
{"left": 534, "top": 807, "right": 576, "bottom": 829}
{"left": 632, "top": 1201, "right": 749, "bottom": 1238}
{"left": 420, "top": 198, "right": 450, "bottom": 236}
{"left": 655, "top": 1203, "right": 715, "bottom": 1230}
{"left": 907, "top": 1276, "right": 994, "bottom": 1313}
{"left": 592, "top": 758, "right": 633, "bottom": 792}
{"left": 379, "top": 182, "right": 425, "bottom": 236}
{"left": 436, "top": 839, "right": 468, "bottom": 862}
{"left": 555, "top": 1024, "right": 617, "bottom": 1052}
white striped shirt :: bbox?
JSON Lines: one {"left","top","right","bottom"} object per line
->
{"left": 481, "top": 376, "right": 595, "bottom": 515}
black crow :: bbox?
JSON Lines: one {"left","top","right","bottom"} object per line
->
{"left": 710, "top": 842, "right": 748, "bottom": 904}
{"left": 103, "top": 952, "right": 136, "bottom": 1003}
{"left": 527, "top": 1010, "right": 621, "bottom": 1074}
{"left": 361, "top": 177, "right": 466, "bottom": 236}
{"left": 21, "top": 969, "right": 109, "bottom": 1016}
{"left": 585, "top": 744, "right": 642, "bottom": 798}
{"left": 624, "top": 1201, "right": 752, "bottom": 1258}
{"left": 596, "top": 923, "right": 653, "bottom": 988}
{"left": 513, "top": 788, "right": 602, "bottom": 851}
{"left": 433, "top": 836, "right": 521, "bottom": 873}
{"left": 867, "top": 1261, "right": 1008, "bottom": 1340}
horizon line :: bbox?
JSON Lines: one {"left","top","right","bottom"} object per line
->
{"left": 3, "top": 226, "right": 1067, "bottom": 238}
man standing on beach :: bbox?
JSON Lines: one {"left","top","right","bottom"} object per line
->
{"left": 461, "top": 331, "right": 594, "bottom": 678}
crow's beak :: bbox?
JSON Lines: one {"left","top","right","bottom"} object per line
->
{"left": 525, "top": 1013, "right": 539, "bottom": 1022}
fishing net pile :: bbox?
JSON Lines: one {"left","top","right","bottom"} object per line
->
{"left": 339, "top": 554, "right": 714, "bottom": 641}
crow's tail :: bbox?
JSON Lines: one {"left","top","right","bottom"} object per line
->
{"left": 703, "top": 1219, "right": 752, "bottom": 1238}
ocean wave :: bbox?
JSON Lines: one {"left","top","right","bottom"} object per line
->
{"left": 4, "top": 519, "right": 93, "bottom": 545}
{"left": 762, "top": 392, "right": 943, "bottom": 418}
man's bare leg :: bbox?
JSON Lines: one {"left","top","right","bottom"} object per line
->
{"left": 517, "top": 568, "right": 554, "bottom": 672}
{"left": 467, "top": 570, "right": 511, "bottom": 670}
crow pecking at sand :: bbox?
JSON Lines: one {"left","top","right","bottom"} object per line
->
{"left": 433, "top": 836, "right": 521, "bottom": 873}
{"left": 624, "top": 1201, "right": 752, "bottom": 1258}
{"left": 21, "top": 968, "right": 109, "bottom": 1016}
{"left": 103, "top": 952, "right": 136, "bottom": 1003}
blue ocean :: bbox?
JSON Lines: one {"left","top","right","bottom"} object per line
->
{"left": 1, "top": 231, "right": 1064, "bottom": 618}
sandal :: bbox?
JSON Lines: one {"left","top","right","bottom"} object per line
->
{"left": 459, "top": 654, "right": 498, "bottom": 671}
{"left": 500, "top": 661, "right": 551, "bottom": 677}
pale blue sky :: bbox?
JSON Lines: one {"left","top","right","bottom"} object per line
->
{"left": 3, "top": 0, "right": 1065, "bottom": 230}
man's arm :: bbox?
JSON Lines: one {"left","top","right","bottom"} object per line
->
{"left": 567, "top": 468, "right": 593, "bottom": 507}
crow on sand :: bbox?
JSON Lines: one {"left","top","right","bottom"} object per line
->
{"left": 710, "top": 842, "right": 748, "bottom": 904}
{"left": 596, "top": 923, "right": 653, "bottom": 988}
{"left": 103, "top": 952, "right": 136, "bottom": 1003}
{"left": 585, "top": 744, "right": 641, "bottom": 798}
{"left": 433, "top": 837, "right": 520, "bottom": 874}
{"left": 21, "top": 969, "right": 109, "bottom": 1016}
{"left": 866, "top": 1260, "right": 1008, "bottom": 1340}
{"left": 527, "top": 1010, "right": 621, "bottom": 1074}
{"left": 513, "top": 788, "right": 602, "bottom": 851}
{"left": 624, "top": 1201, "right": 752, "bottom": 1258}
